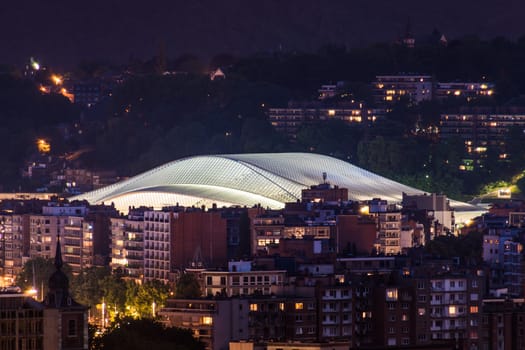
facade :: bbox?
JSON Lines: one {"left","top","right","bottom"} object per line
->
{"left": 171, "top": 210, "right": 228, "bottom": 271}
{"left": 0, "top": 239, "right": 88, "bottom": 350}
{"left": 201, "top": 268, "right": 286, "bottom": 297}
{"left": 110, "top": 207, "right": 147, "bottom": 281}
{"left": 481, "top": 298, "right": 525, "bottom": 350}
{"left": 417, "top": 273, "right": 483, "bottom": 348}
{"left": 62, "top": 216, "right": 83, "bottom": 273}
{"left": 251, "top": 210, "right": 336, "bottom": 257}
{"left": 435, "top": 82, "right": 494, "bottom": 101}
{"left": 318, "top": 285, "right": 353, "bottom": 340}
{"left": 268, "top": 101, "right": 382, "bottom": 141}
{"left": 439, "top": 107, "right": 525, "bottom": 168}
{"left": 375, "top": 211, "right": 402, "bottom": 255}
{"left": 369, "top": 199, "right": 403, "bottom": 255}
{"left": 372, "top": 75, "right": 433, "bottom": 106}
{"left": 402, "top": 193, "right": 455, "bottom": 238}
{"left": 27, "top": 203, "right": 116, "bottom": 274}
{"left": 0, "top": 214, "right": 26, "bottom": 286}
{"left": 335, "top": 214, "right": 377, "bottom": 255}
{"left": 0, "top": 293, "right": 44, "bottom": 350}
{"left": 301, "top": 183, "right": 348, "bottom": 203}
{"left": 483, "top": 232, "right": 524, "bottom": 297}
{"left": 159, "top": 298, "right": 249, "bottom": 350}
{"left": 144, "top": 210, "right": 174, "bottom": 283}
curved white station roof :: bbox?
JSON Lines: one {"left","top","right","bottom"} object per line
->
{"left": 73, "top": 153, "right": 485, "bottom": 221}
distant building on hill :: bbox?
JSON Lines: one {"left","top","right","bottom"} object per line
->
{"left": 372, "top": 74, "right": 433, "bottom": 107}
{"left": 268, "top": 100, "right": 383, "bottom": 141}
{"left": 439, "top": 106, "right": 525, "bottom": 170}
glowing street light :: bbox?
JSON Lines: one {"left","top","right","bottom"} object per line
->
{"left": 36, "top": 139, "right": 51, "bottom": 154}
{"left": 51, "top": 74, "right": 63, "bottom": 85}
{"left": 30, "top": 57, "right": 40, "bottom": 70}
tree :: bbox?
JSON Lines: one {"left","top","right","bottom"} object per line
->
{"left": 126, "top": 280, "right": 170, "bottom": 319}
{"left": 94, "top": 318, "right": 204, "bottom": 350}
{"left": 175, "top": 273, "right": 202, "bottom": 298}
{"left": 15, "top": 257, "right": 72, "bottom": 300}
{"left": 101, "top": 272, "right": 128, "bottom": 316}
{"left": 517, "top": 176, "right": 525, "bottom": 195}
{"left": 70, "top": 267, "right": 111, "bottom": 308}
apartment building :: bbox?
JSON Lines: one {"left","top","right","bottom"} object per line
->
{"left": 439, "top": 107, "right": 525, "bottom": 168}
{"left": 481, "top": 298, "right": 525, "bottom": 350}
{"left": 159, "top": 298, "right": 250, "bottom": 350}
{"left": 318, "top": 285, "right": 353, "bottom": 341}
{"left": 372, "top": 75, "right": 433, "bottom": 106}
{"left": 414, "top": 272, "right": 483, "bottom": 349}
{"left": 171, "top": 210, "right": 228, "bottom": 271}
{"left": 268, "top": 101, "right": 382, "bottom": 141}
{"left": 201, "top": 267, "right": 286, "bottom": 297}
{"left": 143, "top": 210, "right": 174, "bottom": 283}
{"left": 110, "top": 207, "right": 146, "bottom": 281}
{"left": 0, "top": 214, "right": 27, "bottom": 286}
{"left": 435, "top": 82, "right": 494, "bottom": 101}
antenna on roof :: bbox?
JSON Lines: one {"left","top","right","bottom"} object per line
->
{"left": 322, "top": 172, "right": 327, "bottom": 184}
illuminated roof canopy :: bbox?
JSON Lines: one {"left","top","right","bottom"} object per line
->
{"left": 73, "top": 153, "right": 484, "bottom": 221}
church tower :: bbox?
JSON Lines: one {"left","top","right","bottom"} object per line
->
{"left": 402, "top": 18, "right": 416, "bottom": 48}
{"left": 43, "top": 236, "right": 88, "bottom": 350}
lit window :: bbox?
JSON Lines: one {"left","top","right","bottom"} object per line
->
{"left": 470, "top": 306, "right": 478, "bottom": 314}
{"left": 449, "top": 306, "right": 457, "bottom": 315}
{"left": 328, "top": 109, "right": 335, "bottom": 116}
{"left": 386, "top": 288, "right": 398, "bottom": 301}
{"left": 250, "top": 304, "right": 258, "bottom": 311}
{"left": 279, "top": 303, "right": 284, "bottom": 311}
{"left": 201, "top": 316, "right": 213, "bottom": 325}
{"left": 295, "top": 303, "right": 303, "bottom": 310}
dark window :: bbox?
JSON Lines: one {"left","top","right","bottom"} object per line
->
{"left": 68, "top": 319, "right": 76, "bottom": 337}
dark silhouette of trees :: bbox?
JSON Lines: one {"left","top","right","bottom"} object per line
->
{"left": 92, "top": 318, "right": 204, "bottom": 350}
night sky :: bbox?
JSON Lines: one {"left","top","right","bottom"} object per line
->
{"left": 1, "top": 0, "right": 524, "bottom": 68}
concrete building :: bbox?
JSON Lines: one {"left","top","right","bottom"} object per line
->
{"left": 171, "top": 210, "right": 228, "bottom": 271}
{"left": 229, "top": 341, "right": 351, "bottom": 350}
{"left": 415, "top": 272, "right": 483, "bottom": 349}
{"left": 439, "top": 107, "right": 525, "bottom": 169}
{"left": 0, "top": 293, "right": 45, "bottom": 349}
{"left": 335, "top": 214, "right": 377, "bottom": 255}
{"left": 110, "top": 207, "right": 147, "bottom": 281}
{"left": 483, "top": 232, "right": 524, "bottom": 297}
{"left": 402, "top": 193, "right": 455, "bottom": 238}
{"left": 201, "top": 263, "right": 286, "bottom": 297}
{"left": 318, "top": 285, "right": 353, "bottom": 340}
{"left": 435, "top": 82, "right": 494, "bottom": 101}
{"left": 481, "top": 298, "right": 525, "bottom": 350}
{"left": 301, "top": 182, "right": 348, "bottom": 203}
{"left": 0, "top": 238, "right": 88, "bottom": 350}
{"left": 144, "top": 209, "right": 175, "bottom": 283}
{"left": 268, "top": 101, "right": 382, "bottom": 141}
{"left": 0, "top": 214, "right": 27, "bottom": 287}
{"left": 27, "top": 202, "right": 116, "bottom": 274}
{"left": 159, "top": 298, "right": 249, "bottom": 350}
{"left": 369, "top": 200, "right": 402, "bottom": 255}
{"left": 372, "top": 75, "right": 433, "bottom": 107}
